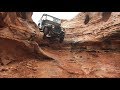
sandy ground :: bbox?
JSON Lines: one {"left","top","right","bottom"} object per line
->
{"left": 0, "top": 46, "right": 119, "bottom": 78}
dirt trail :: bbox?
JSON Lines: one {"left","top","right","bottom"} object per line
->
{"left": 0, "top": 45, "right": 120, "bottom": 78}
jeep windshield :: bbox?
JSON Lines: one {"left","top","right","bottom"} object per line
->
{"left": 41, "top": 14, "right": 61, "bottom": 24}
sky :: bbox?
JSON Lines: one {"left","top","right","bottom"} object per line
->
{"left": 32, "top": 12, "right": 80, "bottom": 24}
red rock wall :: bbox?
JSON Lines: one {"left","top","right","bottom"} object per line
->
{"left": 62, "top": 12, "right": 120, "bottom": 50}
{"left": 0, "top": 12, "right": 42, "bottom": 65}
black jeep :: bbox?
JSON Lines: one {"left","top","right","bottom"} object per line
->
{"left": 38, "top": 14, "right": 65, "bottom": 43}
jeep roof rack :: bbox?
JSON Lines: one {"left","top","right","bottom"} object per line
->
{"left": 42, "top": 13, "right": 61, "bottom": 21}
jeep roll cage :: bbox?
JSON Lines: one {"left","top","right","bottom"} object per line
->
{"left": 39, "top": 14, "right": 61, "bottom": 24}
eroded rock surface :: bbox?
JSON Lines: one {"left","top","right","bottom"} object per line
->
{"left": 0, "top": 12, "right": 119, "bottom": 78}
{"left": 0, "top": 12, "right": 48, "bottom": 65}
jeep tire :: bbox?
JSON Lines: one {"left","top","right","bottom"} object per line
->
{"left": 43, "top": 27, "right": 49, "bottom": 39}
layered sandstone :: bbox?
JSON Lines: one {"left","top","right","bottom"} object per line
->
{"left": 0, "top": 12, "right": 119, "bottom": 78}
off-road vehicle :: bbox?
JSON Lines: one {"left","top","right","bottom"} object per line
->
{"left": 38, "top": 14, "right": 65, "bottom": 43}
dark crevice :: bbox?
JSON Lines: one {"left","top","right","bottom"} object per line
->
{"left": 84, "top": 15, "right": 90, "bottom": 24}
{"left": 0, "top": 17, "right": 5, "bottom": 28}
{"left": 102, "top": 12, "right": 112, "bottom": 22}
{"left": 16, "top": 12, "right": 27, "bottom": 19}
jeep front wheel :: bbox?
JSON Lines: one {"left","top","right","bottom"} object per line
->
{"left": 43, "top": 27, "right": 49, "bottom": 39}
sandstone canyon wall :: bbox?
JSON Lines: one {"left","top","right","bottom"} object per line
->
{"left": 0, "top": 12, "right": 44, "bottom": 65}
{"left": 62, "top": 12, "right": 120, "bottom": 50}
{"left": 0, "top": 12, "right": 119, "bottom": 78}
